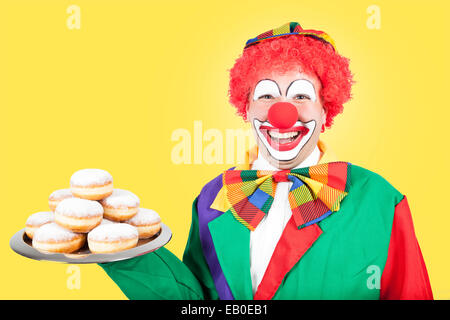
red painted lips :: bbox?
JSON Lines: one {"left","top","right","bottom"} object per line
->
{"left": 259, "top": 125, "right": 310, "bottom": 151}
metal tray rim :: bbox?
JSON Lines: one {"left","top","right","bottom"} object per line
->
{"left": 9, "top": 223, "right": 172, "bottom": 264}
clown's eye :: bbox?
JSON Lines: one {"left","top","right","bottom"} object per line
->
{"left": 258, "top": 94, "right": 274, "bottom": 99}
{"left": 286, "top": 79, "right": 317, "bottom": 102}
{"left": 294, "top": 94, "right": 310, "bottom": 100}
{"left": 253, "top": 80, "right": 281, "bottom": 101}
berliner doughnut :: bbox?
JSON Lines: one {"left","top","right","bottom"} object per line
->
{"left": 70, "top": 169, "right": 113, "bottom": 200}
{"left": 125, "top": 208, "right": 161, "bottom": 239}
{"left": 88, "top": 223, "right": 138, "bottom": 254}
{"left": 55, "top": 198, "right": 103, "bottom": 233}
{"left": 25, "top": 211, "right": 54, "bottom": 239}
{"left": 99, "top": 218, "right": 115, "bottom": 225}
{"left": 32, "top": 222, "right": 86, "bottom": 253}
{"left": 100, "top": 189, "right": 140, "bottom": 222}
{"left": 48, "top": 189, "right": 74, "bottom": 211}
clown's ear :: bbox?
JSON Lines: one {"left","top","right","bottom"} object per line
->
{"left": 244, "top": 100, "right": 250, "bottom": 122}
{"left": 321, "top": 106, "right": 327, "bottom": 127}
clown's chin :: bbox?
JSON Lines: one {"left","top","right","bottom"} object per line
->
{"left": 254, "top": 119, "right": 316, "bottom": 162}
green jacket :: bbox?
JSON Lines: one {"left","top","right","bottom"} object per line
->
{"left": 100, "top": 164, "right": 432, "bottom": 300}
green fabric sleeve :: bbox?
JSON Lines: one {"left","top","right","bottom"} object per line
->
{"left": 99, "top": 247, "right": 204, "bottom": 299}
{"left": 183, "top": 199, "right": 219, "bottom": 300}
{"left": 98, "top": 197, "right": 219, "bottom": 300}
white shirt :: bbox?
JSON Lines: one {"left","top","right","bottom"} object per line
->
{"left": 249, "top": 146, "right": 321, "bottom": 294}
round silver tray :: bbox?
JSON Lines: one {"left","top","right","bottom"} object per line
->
{"left": 9, "top": 223, "right": 172, "bottom": 264}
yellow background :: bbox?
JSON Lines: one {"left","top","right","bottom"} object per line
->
{"left": 1, "top": 0, "right": 449, "bottom": 299}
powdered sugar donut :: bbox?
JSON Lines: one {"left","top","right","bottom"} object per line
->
{"left": 99, "top": 218, "right": 115, "bottom": 225}
{"left": 87, "top": 218, "right": 116, "bottom": 238}
{"left": 125, "top": 208, "right": 161, "bottom": 239}
{"left": 88, "top": 223, "right": 138, "bottom": 253}
{"left": 25, "top": 211, "right": 54, "bottom": 239}
{"left": 32, "top": 222, "right": 86, "bottom": 253}
{"left": 100, "top": 189, "right": 140, "bottom": 222}
{"left": 48, "top": 189, "right": 74, "bottom": 211}
{"left": 55, "top": 198, "right": 103, "bottom": 233}
{"left": 70, "top": 169, "right": 113, "bottom": 200}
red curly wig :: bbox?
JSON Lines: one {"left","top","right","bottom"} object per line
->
{"left": 228, "top": 35, "right": 353, "bottom": 128}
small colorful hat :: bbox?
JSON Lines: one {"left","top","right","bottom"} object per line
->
{"left": 244, "top": 22, "right": 336, "bottom": 51}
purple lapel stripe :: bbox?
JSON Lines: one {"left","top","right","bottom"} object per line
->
{"left": 197, "top": 172, "right": 234, "bottom": 300}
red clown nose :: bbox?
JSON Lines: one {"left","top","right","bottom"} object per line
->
{"left": 267, "top": 102, "right": 298, "bottom": 129}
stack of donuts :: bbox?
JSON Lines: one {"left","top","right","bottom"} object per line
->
{"left": 25, "top": 169, "right": 162, "bottom": 254}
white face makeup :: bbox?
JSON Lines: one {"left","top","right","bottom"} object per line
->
{"left": 286, "top": 79, "right": 317, "bottom": 102}
{"left": 247, "top": 71, "right": 326, "bottom": 169}
{"left": 252, "top": 80, "right": 281, "bottom": 101}
{"left": 250, "top": 79, "right": 319, "bottom": 162}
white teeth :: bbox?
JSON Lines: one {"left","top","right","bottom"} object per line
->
{"left": 268, "top": 130, "right": 299, "bottom": 139}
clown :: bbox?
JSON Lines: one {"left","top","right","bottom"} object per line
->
{"left": 100, "top": 22, "right": 433, "bottom": 300}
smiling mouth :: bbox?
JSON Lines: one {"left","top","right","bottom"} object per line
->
{"left": 259, "top": 125, "right": 310, "bottom": 151}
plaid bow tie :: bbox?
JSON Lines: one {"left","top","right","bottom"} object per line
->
{"left": 223, "top": 162, "right": 351, "bottom": 231}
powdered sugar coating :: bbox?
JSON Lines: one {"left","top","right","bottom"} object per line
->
{"left": 126, "top": 208, "right": 161, "bottom": 226}
{"left": 88, "top": 218, "right": 114, "bottom": 233}
{"left": 88, "top": 223, "right": 138, "bottom": 242}
{"left": 56, "top": 198, "right": 103, "bottom": 218}
{"left": 33, "top": 222, "right": 81, "bottom": 242}
{"left": 49, "top": 189, "right": 74, "bottom": 200}
{"left": 100, "top": 189, "right": 140, "bottom": 208}
{"left": 70, "top": 169, "right": 113, "bottom": 187}
{"left": 26, "top": 211, "right": 54, "bottom": 226}
{"left": 100, "top": 219, "right": 115, "bottom": 225}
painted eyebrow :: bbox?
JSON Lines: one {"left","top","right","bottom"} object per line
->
{"left": 285, "top": 79, "right": 317, "bottom": 101}
{"left": 252, "top": 79, "right": 281, "bottom": 100}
